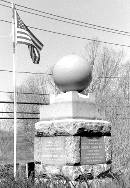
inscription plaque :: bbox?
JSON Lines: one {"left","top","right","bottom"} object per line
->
{"left": 81, "top": 137, "right": 106, "bottom": 165}
{"left": 41, "top": 137, "right": 66, "bottom": 165}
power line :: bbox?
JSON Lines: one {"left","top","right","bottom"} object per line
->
{"left": 0, "top": 69, "right": 52, "bottom": 75}
{"left": 0, "top": 111, "right": 39, "bottom": 114}
{"left": 106, "top": 105, "right": 130, "bottom": 108}
{"left": 0, "top": 101, "right": 48, "bottom": 105}
{"left": 24, "top": 25, "right": 130, "bottom": 48}
{"left": 0, "top": 101, "right": 129, "bottom": 108}
{"left": 0, "top": 15, "right": 130, "bottom": 49}
{"left": 0, "top": 18, "right": 11, "bottom": 24}
{"left": 0, "top": 69, "right": 127, "bottom": 78}
{"left": 0, "top": 2, "right": 10, "bottom": 9}
{"left": 1, "top": 118, "right": 130, "bottom": 120}
{"left": 1, "top": 0, "right": 130, "bottom": 37}
{"left": 0, "top": 90, "right": 49, "bottom": 96}
{"left": 13, "top": 5, "right": 130, "bottom": 37}
{"left": 16, "top": 3, "right": 130, "bottom": 35}
{"left": 0, "top": 117, "right": 130, "bottom": 120}
{"left": 0, "top": 0, "right": 10, "bottom": 4}
{"left": 0, "top": 117, "right": 39, "bottom": 119}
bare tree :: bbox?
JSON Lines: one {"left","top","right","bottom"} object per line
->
{"left": 82, "top": 41, "right": 123, "bottom": 112}
{"left": 83, "top": 40, "right": 130, "bottom": 175}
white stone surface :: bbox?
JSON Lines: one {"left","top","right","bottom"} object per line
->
{"left": 53, "top": 54, "right": 92, "bottom": 92}
{"left": 50, "top": 91, "right": 94, "bottom": 104}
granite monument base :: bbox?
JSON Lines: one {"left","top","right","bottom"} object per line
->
{"left": 35, "top": 119, "right": 111, "bottom": 181}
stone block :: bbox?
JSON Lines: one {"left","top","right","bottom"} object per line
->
{"left": 40, "top": 91, "right": 103, "bottom": 121}
{"left": 43, "top": 165, "right": 61, "bottom": 175}
{"left": 65, "top": 136, "right": 80, "bottom": 164}
{"left": 35, "top": 163, "right": 111, "bottom": 181}
{"left": 34, "top": 137, "right": 42, "bottom": 162}
{"left": 81, "top": 137, "right": 106, "bottom": 165}
{"left": 34, "top": 136, "right": 80, "bottom": 165}
{"left": 104, "top": 136, "right": 112, "bottom": 162}
{"left": 35, "top": 119, "right": 111, "bottom": 136}
{"left": 62, "top": 165, "right": 83, "bottom": 180}
{"left": 93, "top": 163, "right": 111, "bottom": 178}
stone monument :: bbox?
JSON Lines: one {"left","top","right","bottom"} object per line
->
{"left": 34, "top": 54, "right": 111, "bottom": 185}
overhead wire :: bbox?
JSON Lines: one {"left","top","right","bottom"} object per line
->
{"left": 0, "top": 69, "right": 128, "bottom": 78}
{"left": 0, "top": 90, "right": 49, "bottom": 96}
{"left": 13, "top": 5, "right": 130, "bottom": 37}
{"left": 0, "top": 101, "right": 47, "bottom": 105}
{"left": 0, "top": 2, "right": 130, "bottom": 48}
{"left": 0, "top": 69, "right": 52, "bottom": 75}
{"left": 0, "top": 2, "right": 10, "bottom": 9}
{"left": 16, "top": 3, "right": 130, "bottom": 35}
{"left": 0, "top": 101, "right": 129, "bottom": 107}
{"left": 1, "top": 117, "right": 130, "bottom": 120}
{"left": 0, "top": 0, "right": 130, "bottom": 37}
{"left": 0, "top": 111, "right": 39, "bottom": 114}
{"left": 0, "top": 16, "right": 130, "bottom": 49}
{"left": 0, "top": 117, "right": 39, "bottom": 119}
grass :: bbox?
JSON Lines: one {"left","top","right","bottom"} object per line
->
{"left": 0, "top": 165, "right": 129, "bottom": 188}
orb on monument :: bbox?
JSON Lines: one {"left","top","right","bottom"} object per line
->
{"left": 53, "top": 54, "right": 92, "bottom": 92}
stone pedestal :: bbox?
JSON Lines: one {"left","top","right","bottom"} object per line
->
{"left": 34, "top": 91, "right": 111, "bottom": 183}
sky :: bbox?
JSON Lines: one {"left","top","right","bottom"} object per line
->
{"left": 0, "top": 0, "right": 130, "bottom": 93}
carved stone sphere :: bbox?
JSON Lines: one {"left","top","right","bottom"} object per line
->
{"left": 53, "top": 54, "right": 92, "bottom": 92}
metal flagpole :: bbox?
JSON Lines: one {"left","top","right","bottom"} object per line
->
{"left": 12, "top": 3, "right": 17, "bottom": 179}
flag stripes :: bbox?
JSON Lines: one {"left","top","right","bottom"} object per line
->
{"left": 28, "top": 45, "right": 40, "bottom": 64}
{"left": 26, "top": 28, "right": 43, "bottom": 50}
{"left": 14, "top": 9, "right": 43, "bottom": 64}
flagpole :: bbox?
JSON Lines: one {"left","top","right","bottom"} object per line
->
{"left": 12, "top": 3, "right": 17, "bottom": 179}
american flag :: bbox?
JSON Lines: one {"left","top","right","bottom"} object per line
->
{"left": 15, "top": 10, "right": 43, "bottom": 64}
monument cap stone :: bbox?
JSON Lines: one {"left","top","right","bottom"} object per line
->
{"left": 53, "top": 54, "right": 92, "bottom": 92}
